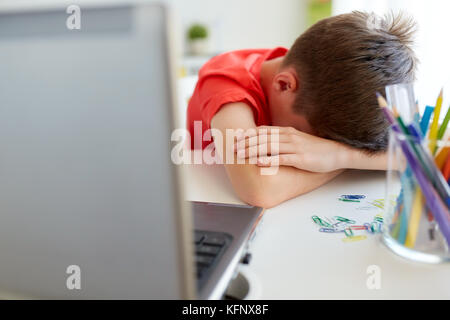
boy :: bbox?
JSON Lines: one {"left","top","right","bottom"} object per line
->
{"left": 186, "top": 11, "right": 417, "bottom": 208}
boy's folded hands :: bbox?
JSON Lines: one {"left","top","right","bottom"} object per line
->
{"left": 233, "top": 125, "right": 347, "bottom": 173}
{"left": 233, "top": 125, "right": 388, "bottom": 173}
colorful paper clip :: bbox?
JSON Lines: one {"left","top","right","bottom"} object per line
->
{"left": 366, "top": 221, "right": 382, "bottom": 234}
{"left": 373, "top": 216, "right": 384, "bottom": 223}
{"left": 334, "top": 216, "right": 356, "bottom": 224}
{"left": 344, "top": 228, "right": 354, "bottom": 238}
{"left": 342, "top": 235, "right": 367, "bottom": 243}
{"left": 312, "top": 215, "right": 332, "bottom": 228}
{"left": 333, "top": 221, "right": 349, "bottom": 231}
{"left": 371, "top": 222, "right": 383, "bottom": 233}
{"left": 370, "top": 199, "right": 385, "bottom": 209}
{"left": 319, "top": 228, "right": 343, "bottom": 233}
{"left": 340, "top": 195, "right": 366, "bottom": 200}
{"left": 339, "top": 198, "right": 361, "bottom": 203}
{"left": 312, "top": 215, "right": 322, "bottom": 226}
{"left": 350, "top": 225, "right": 367, "bottom": 231}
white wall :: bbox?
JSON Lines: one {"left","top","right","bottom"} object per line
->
{"left": 166, "top": 0, "right": 307, "bottom": 53}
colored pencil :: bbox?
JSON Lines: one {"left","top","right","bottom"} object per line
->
{"left": 437, "top": 105, "right": 450, "bottom": 140}
{"left": 393, "top": 108, "right": 433, "bottom": 181}
{"left": 435, "top": 143, "right": 450, "bottom": 170}
{"left": 392, "top": 101, "right": 450, "bottom": 238}
{"left": 420, "top": 106, "right": 435, "bottom": 135}
{"left": 397, "top": 133, "right": 450, "bottom": 246}
{"left": 443, "top": 153, "right": 450, "bottom": 182}
{"left": 377, "top": 92, "right": 450, "bottom": 246}
{"left": 393, "top": 110, "right": 450, "bottom": 206}
{"left": 376, "top": 92, "right": 396, "bottom": 124}
{"left": 406, "top": 123, "right": 450, "bottom": 206}
{"left": 429, "top": 88, "right": 444, "bottom": 153}
{"left": 377, "top": 94, "right": 414, "bottom": 243}
{"left": 405, "top": 191, "right": 424, "bottom": 248}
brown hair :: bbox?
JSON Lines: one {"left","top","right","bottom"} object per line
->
{"left": 283, "top": 11, "right": 417, "bottom": 152}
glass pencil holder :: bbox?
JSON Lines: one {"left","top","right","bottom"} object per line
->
{"left": 382, "top": 128, "right": 450, "bottom": 264}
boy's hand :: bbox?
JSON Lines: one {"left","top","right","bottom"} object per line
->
{"left": 234, "top": 126, "right": 347, "bottom": 173}
{"left": 212, "top": 103, "right": 344, "bottom": 208}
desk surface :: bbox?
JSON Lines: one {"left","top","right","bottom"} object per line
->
{"left": 183, "top": 159, "right": 450, "bottom": 299}
{"left": 178, "top": 76, "right": 450, "bottom": 299}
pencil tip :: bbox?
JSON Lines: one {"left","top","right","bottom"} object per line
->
{"left": 440, "top": 87, "right": 444, "bottom": 97}
{"left": 392, "top": 106, "right": 399, "bottom": 117}
{"left": 376, "top": 92, "right": 388, "bottom": 108}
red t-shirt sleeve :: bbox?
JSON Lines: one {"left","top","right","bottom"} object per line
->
{"left": 197, "top": 76, "right": 261, "bottom": 127}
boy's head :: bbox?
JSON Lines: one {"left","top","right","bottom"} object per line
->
{"left": 269, "top": 11, "right": 417, "bottom": 152}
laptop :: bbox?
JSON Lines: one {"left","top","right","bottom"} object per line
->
{"left": 0, "top": 0, "right": 262, "bottom": 299}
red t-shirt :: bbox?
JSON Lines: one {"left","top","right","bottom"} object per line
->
{"left": 186, "top": 47, "right": 288, "bottom": 149}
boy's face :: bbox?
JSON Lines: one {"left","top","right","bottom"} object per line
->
{"left": 267, "top": 69, "right": 314, "bottom": 135}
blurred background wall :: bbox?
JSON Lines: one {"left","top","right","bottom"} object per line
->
{"left": 166, "top": 0, "right": 307, "bottom": 53}
{"left": 166, "top": 0, "right": 449, "bottom": 113}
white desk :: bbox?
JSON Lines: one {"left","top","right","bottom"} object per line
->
{"left": 178, "top": 77, "right": 450, "bottom": 299}
{"left": 183, "top": 161, "right": 450, "bottom": 299}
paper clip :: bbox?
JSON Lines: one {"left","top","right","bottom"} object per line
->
{"left": 312, "top": 215, "right": 323, "bottom": 226}
{"left": 373, "top": 216, "right": 384, "bottom": 223}
{"left": 333, "top": 221, "right": 348, "bottom": 231}
{"left": 319, "top": 228, "right": 342, "bottom": 233}
{"left": 371, "top": 199, "right": 385, "bottom": 209}
{"left": 350, "top": 225, "right": 367, "bottom": 231}
{"left": 339, "top": 198, "right": 361, "bottom": 203}
{"left": 320, "top": 218, "right": 333, "bottom": 228}
{"left": 334, "top": 216, "right": 356, "bottom": 224}
{"left": 312, "top": 215, "right": 333, "bottom": 228}
{"left": 342, "top": 235, "right": 367, "bottom": 243}
{"left": 340, "top": 195, "right": 366, "bottom": 200}
{"left": 344, "top": 228, "right": 354, "bottom": 238}
{"left": 370, "top": 222, "right": 382, "bottom": 233}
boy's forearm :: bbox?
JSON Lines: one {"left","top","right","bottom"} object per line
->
{"left": 211, "top": 102, "right": 343, "bottom": 208}
{"left": 255, "top": 167, "right": 344, "bottom": 208}
{"left": 228, "top": 163, "right": 343, "bottom": 208}
{"left": 338, "top": 145, "right": 388, "bottom": 171}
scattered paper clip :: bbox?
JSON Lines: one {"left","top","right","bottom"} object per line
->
{"left": 311, "top": 213, "right": 384, "bottom": 241}
{"left": 370, "top": 199, "right": 385, "bottom": 209}
{"left": 319, "top": 228, "right": 344, "bottom": 233}
{"left": 366, "top": 221, "right": 382, "bottom": 234}
{"left": 312, "top": 215, "right": 323, "bottom": 226}
{"left": 371, "top": 222, "right": 383, "bottom": 233}
{"left": 340, "top": 195, "right": 366, "bottom": 200}
{"left": 342, "top": 235, "right": 367, "bottom": 243}
{"left": 344, "top": 228, "right": 354, "bottom": 238}
{"left": 312, "top": 215, "right": 333, "bottom": 228}
{"left": 350, "top": 225, "right": 367, "bottom": 231}
{"left": 332, "top": 221, "right": 349, "bottom": 231}
{"left": 334, "top": 216, "right": 356, "bottom": 224}
{"left": 339, "top": 198, "right": 361, "bottom": 203}
{"left": 373, "top": 216, "right": 384, "bottom": 223}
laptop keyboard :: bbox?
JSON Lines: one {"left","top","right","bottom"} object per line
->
{"left": 194, "top": 230, "right": 232, "bottom": 289}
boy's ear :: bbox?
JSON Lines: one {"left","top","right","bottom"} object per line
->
{"left": 273, "top": 68, "right": 298, "bottom": 93}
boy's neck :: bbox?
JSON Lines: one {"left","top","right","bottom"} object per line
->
{"left": 259, "top": 57, "right": 284, "bottom": 94}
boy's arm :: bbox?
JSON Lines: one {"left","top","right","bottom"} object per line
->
{"left": 211, "top": 102, "right": 343, "bottom": 208}
{"left": 236, "top": 126, "right": 389, "bottom": 172}
{"left": 343, "top": 147, "right": 388, "bottom": 171}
